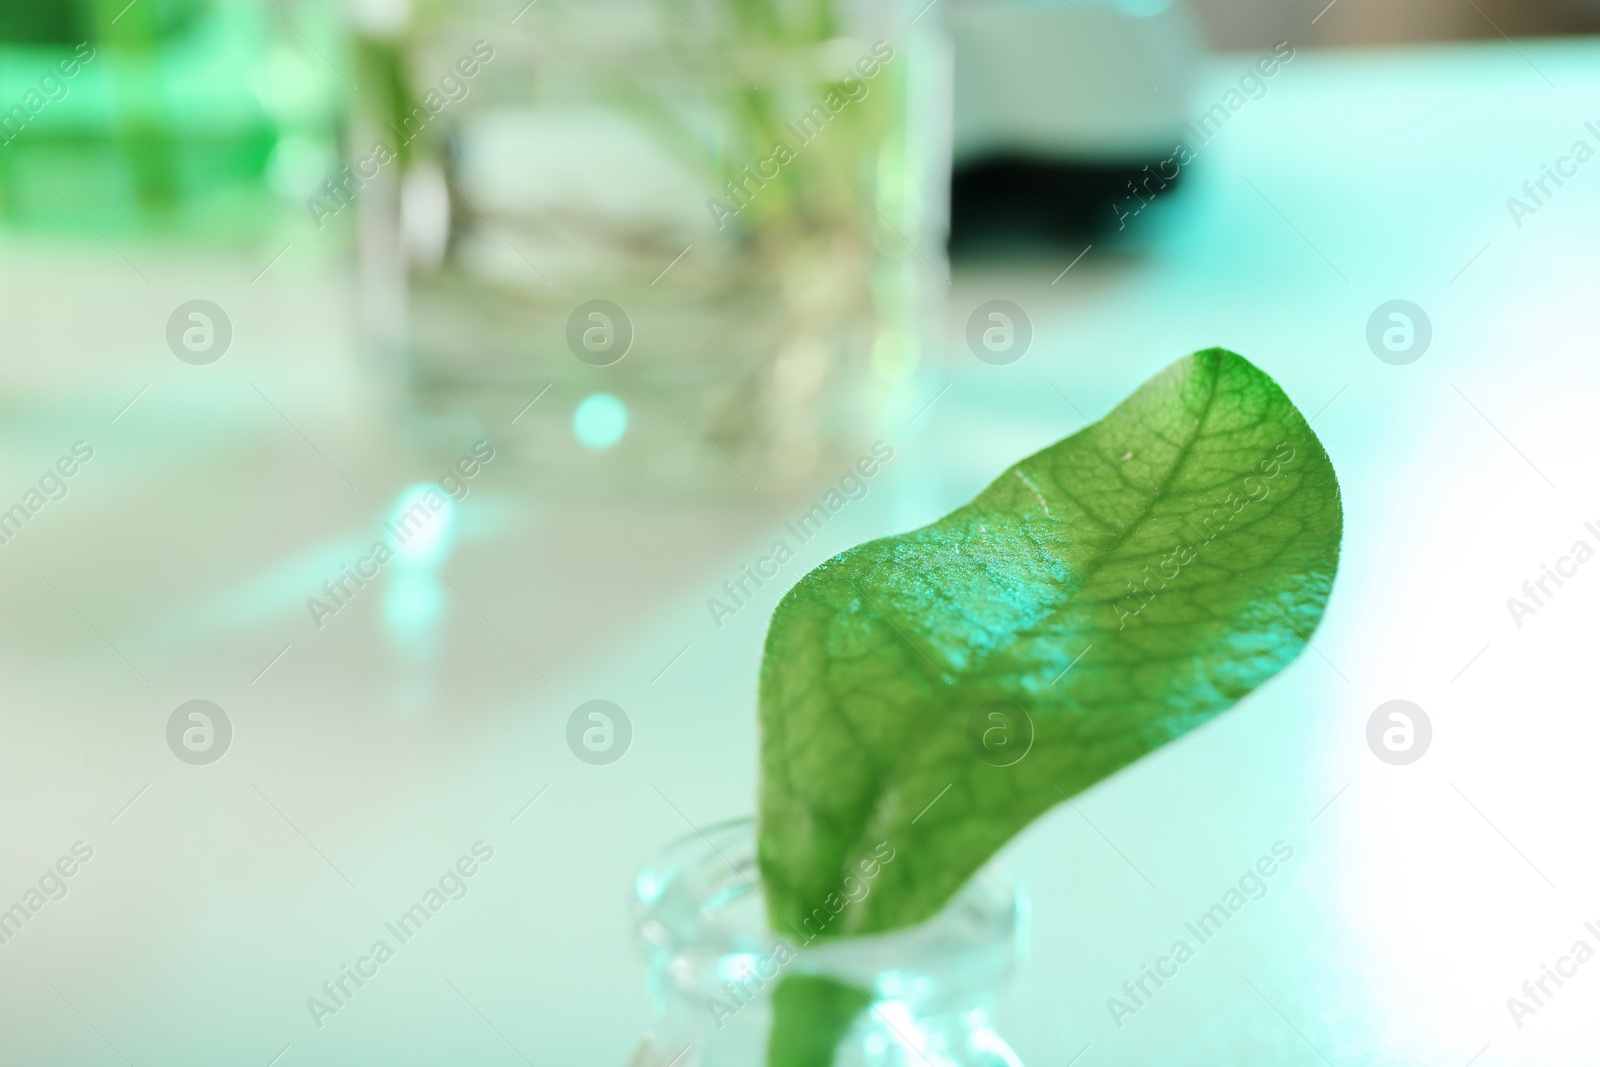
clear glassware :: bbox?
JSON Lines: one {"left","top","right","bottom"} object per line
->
{"left": 630, "top": 819, "right": 1026, "bottom": 1067}
{"left": 352, "top": 0, "right": 950, "bottom": 494}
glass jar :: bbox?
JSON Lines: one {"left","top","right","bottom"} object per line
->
{"left": 630, "top": 819, "right": 1026, "bottom": 1066}
{"left": 352, "top": 0, "right": 950, "bottom": 493}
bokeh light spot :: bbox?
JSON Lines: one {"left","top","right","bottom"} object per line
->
{"left": 388, "top": 483, "right": 456, "bottom": 567}
{"left": 574, "top": 393, "right": 628, "bottom": 450}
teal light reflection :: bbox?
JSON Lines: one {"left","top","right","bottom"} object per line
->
{"left": 1111, "top": 0, "right": 1174, "bottom": 16}
{"left": 390, "top": 482, "right": 457, "bottom": 567}
{"left": 383, "top": 483, "right": 456, "bottom": 683}
{"left": 574, "top": 392, "right": 628, "bottom": 450}
{"left": 386, "top": 568, "right": 445, "bottom": 633}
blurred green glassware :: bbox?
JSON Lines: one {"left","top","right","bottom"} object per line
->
{"left": 0, "top": 0, "right": 341, "bottom": 239}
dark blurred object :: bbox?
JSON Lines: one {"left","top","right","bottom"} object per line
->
{"left": 948, "top": 0, "right": 1202, "bottom": 250}
{"left": 951, "top": 155, "right": 1184, "bottom": 249}
{"left": 1190, "top": 0, "right": 1600, "bottom": 50}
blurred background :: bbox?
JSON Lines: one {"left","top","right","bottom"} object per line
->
{"left": 2, "top": 0, "right": 1599, "bottom": 1064}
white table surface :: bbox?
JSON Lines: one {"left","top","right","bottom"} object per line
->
{"left": 3, "top": 36, "right": 1600, "bottom": 1067}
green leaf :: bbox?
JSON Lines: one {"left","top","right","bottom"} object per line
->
{"left": 757, "top": 348, "right": 1342, "bottom": 940}
{"left": 766, "top": 974, "right": 866, "bottom": 1067}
